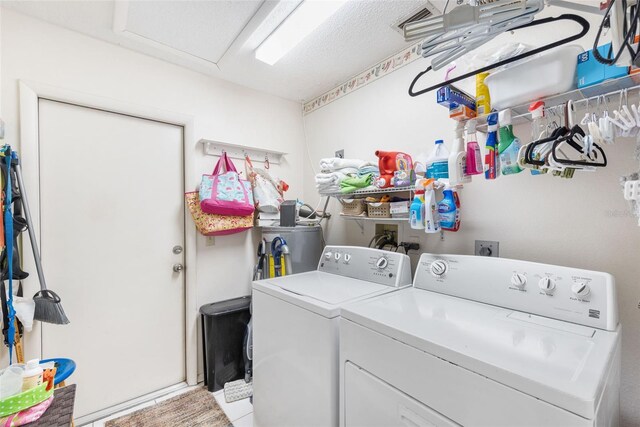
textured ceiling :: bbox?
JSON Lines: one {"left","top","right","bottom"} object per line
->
{"left": 124, "top": 1, "right": 263, "bottom": 63}
{"left": 1, "top": 0, "right": 441, "bottom": 102}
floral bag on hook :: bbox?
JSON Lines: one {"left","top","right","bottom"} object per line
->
{"left": 200, "top": 152, "right": 255, "bottom": 216}
{"left": 245, "top": 155, "right": 287, "bottom": 213}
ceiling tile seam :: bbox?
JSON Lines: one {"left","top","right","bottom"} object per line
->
{"left": 302, "top": 41, "right": 422, "bottom": 115}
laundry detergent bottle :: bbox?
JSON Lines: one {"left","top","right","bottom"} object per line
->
{"left": 448, "top": 122, "right": 471, "bottom": 186}
{"left": 484, "top": 111, "right": 500, "bottom": 180}
{"left": 465, "top": 119, "right": 483, "bottom": 175}
{"left": 498, "top": 109, "right": 523, "bottom": 175}
{"left": 410, "top": 180, "right": 426, "bottom": 230}
{"left": 425, "top": 140, "right": 450, "bottom": 180}
{"left": 438, "top": 185, "right": 460, "bottom": 231}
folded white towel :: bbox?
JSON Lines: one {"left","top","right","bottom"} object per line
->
{"left": 316, "top": 182, "right": 341, "bottom": 193}
{"left": 314, "top": 171, "right": 348, "bottom": 185}
{"left": 320, "top": 158, "right": 366, "bottom": 171}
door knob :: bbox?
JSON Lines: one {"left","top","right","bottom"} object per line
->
{"left": 173, "top": 263, "right": 184, "bottom": 273}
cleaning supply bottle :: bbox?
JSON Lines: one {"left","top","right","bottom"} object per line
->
{"left": 528, "top": 101, "right": 547, "bottom": 176}
{"left": 465, "top": 119, "right": 483, "bottom": 175}
{"left": 21, "top": 359, "right": 43, "bottom": 392}
{"left": 476, "top": 72, "right": 491, "bottom": 116}
{"left": 484, "top": 111, "right": 500, "bottom": 180}
{"left": 423, "top": 179, "right": 440, "bottom": 234}
{"left": 498, "top": 109, "right": 523, "bottom": 175}
{"left": 409, "top": 180, "right": 426, "bottom": 230}
{"left": 438, "top": 185, "right": 460, "bottom": 231}
{"left": 448, "top": 122, "right": 471, "bottom": 186}
{"left": 425, "top": 140, "right": 450, "bottom": 180}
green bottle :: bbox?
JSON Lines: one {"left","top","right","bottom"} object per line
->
{"left": 498, "top": 109, "right": 523, "bottom": 175}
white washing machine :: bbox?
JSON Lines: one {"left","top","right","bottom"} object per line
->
{"left": 340, "top": 253, "right": 620, "bottom": 427}
{"left": 252, "top": 245, "right": 412, "bottom": 427}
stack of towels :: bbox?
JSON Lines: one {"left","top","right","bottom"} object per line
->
{"left": 315, "top": 158, "right": 380, "bottom": 194}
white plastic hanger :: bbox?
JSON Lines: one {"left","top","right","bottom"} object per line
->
{"left": 408, "top": 0, "right": 545, "bottom": 70}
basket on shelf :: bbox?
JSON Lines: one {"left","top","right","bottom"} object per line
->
{"left": 390, "top": 201, "right": 410, "bottom": 219}
{"left": 366, "top": 202, "right": 391, "bottom": 218}
{"left": 340, "top": 198, "right": 366, "bottom": 216}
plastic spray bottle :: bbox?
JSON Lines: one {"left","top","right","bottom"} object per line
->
{"left": 484, "top": 111, "right": 500, "bottom": 180}
{"left": 425, "top": 140, "right": 450, "bottom": 179}
{"left": 465, "top": 119, "right": 483, "bottom": 175}
{"left": 498, "top": 109, "right": 523, "bottom": 175}
{"left": 410, "top": 179, "right": 426, "bottom": 230}
{"left": 423, "top": 179, "right": 440, "bottom": 234}
{"left": 438, "top": 184, "right": 460, "bottom": 231}
{"left": 448, "top": 122, "right": 471, "bottom": 186}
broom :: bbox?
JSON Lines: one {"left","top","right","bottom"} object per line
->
{"left": 12, "top": 158, "right": 69, "bottom": 324}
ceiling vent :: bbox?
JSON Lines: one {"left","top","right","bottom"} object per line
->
{"left": 391, "top": 2, "right": 440, "bottom": 35}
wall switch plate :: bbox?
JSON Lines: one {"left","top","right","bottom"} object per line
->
{"left": 475, "top": 240, "right": 499, "bottom": 257}
{"left": 335, "top": 149, "right": 344, "bottom": 158}
{"left": 206, "top": 236, "right": 215, "bottom": 246}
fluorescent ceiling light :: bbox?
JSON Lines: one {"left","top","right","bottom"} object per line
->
{"left": 255, "top": 0, "right": 348, "bottom": 65}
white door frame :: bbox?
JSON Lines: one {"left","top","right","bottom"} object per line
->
{"left": 18, "top": 80, "right": 198, "bottom": 386}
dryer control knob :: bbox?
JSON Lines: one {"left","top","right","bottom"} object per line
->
{"left": 376, "top": 257, "right": 388, "bottom": 270}
{"left": 538, "top": 277, "right": 556, "bottom": 294}
{"left": 571, "top": 282, "right": 591, "bottom": 298}
{"left": 511, "top": 273, "right": 527, "bottom": 289}
{"left": 325, "top": 252, "right": 332, "bottom": 260}
{"left": 344, "top": 254, "right": 352, "bottom": 264}
{"left": 335, "top": 252, "right": 341, "bottom": 261}
{"left": 430, "top": 260, "right": 448, "bottom": 277}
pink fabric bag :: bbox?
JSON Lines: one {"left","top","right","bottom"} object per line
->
{"left": 199, "top": 153, "right": 254, "bottom": 216}
{"left": 0, "top": 396, "right": 53, "bottom": 427}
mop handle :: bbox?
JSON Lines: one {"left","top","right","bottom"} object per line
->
{"left": 13, "top": 163, "right": 48, "bottom": 292}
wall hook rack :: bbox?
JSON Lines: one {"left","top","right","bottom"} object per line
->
{"left": 199, "top": 139, "right": 287, "bottom": 165}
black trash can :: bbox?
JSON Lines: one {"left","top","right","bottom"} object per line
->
{"left": 200, "top": 296, "right": 251, "bottom": 392}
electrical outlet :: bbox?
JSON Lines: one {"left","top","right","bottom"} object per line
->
{"left": 475, "top": 240, "right": 499, "bottom": 257}
{"left": 335, "top": 149, "right": 344, "bottom": 158}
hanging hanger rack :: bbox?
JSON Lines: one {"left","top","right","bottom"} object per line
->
{"left": 408, "top": 14, "right": 590, "bottom": 97}
{"left": 199, "top": 139, "right": 287, "bottom": 165}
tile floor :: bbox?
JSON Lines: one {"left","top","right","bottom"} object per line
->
{"left": 87, "top": 385, "right": 253, "bottom": 426}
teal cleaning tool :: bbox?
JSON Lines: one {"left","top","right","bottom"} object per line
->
{"left": 4, "top": 147, "right": 16, "bottom": 363}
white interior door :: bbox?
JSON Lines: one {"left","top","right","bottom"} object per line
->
{"left": 37, "top": 99, "right": 186, "bottom": 419}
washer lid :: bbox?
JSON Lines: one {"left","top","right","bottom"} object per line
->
{"left": 276, "top": 273, "right": 390, "bottom": 304}
{"left": 341, "top": 288, "right": 620, "bottom": 419}
{"left": 253, "top": 271, "right": 397, "bottom": 318}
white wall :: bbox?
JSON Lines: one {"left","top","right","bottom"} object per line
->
{"left": 303, "top": 7, "right": 640, "bottom": 426}
{"left": 0, "top": 9, "right": 305, "bottom": 378}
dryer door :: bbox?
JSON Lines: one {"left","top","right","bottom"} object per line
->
{"left": 344, "top": 362, "right": 460, "bottom": 427}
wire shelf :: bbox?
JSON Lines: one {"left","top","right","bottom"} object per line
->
{"left": 472, "top": 74, "right": 640, "bottom": 130}
{"left": 319, "top": 185, "right": 414, "bottom": 198}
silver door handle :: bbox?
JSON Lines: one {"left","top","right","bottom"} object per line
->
{"left": 173, "top": 264, "right": 184, "bottom": 273}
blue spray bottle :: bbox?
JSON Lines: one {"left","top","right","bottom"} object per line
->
{"left": 484, "top": 112, "right": 499, "bottom": 180}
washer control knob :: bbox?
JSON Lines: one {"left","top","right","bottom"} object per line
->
{"left": 430, "top": 260, "right": 448, "bottom": 277}
{"left": 538, "top": 277, "right": 556, "bottom": 294}
{"left": 344, "top": 254, "right": 352, "bottom": 264}
{"left": 376, "top": 257, "right": 388, "bottom": 270}
{"left": 571, "top": 282, "right": 590, "bottom": 298}
{"left": 511, "top": 273, "right": 527, "bottom": 289}
{"left": 335, "top": 252, "right": 341, "bottom": 261}
{"left": 325, "top": 252, "right": 332, "bottom": 260}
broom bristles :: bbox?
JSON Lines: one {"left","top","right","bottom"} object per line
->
{"left": 33, "top": 291, "right": 70, "bottom": 325}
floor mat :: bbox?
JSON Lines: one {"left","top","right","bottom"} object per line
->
{"left": 105, "top": 387, "right": 231, "bottom": 427}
